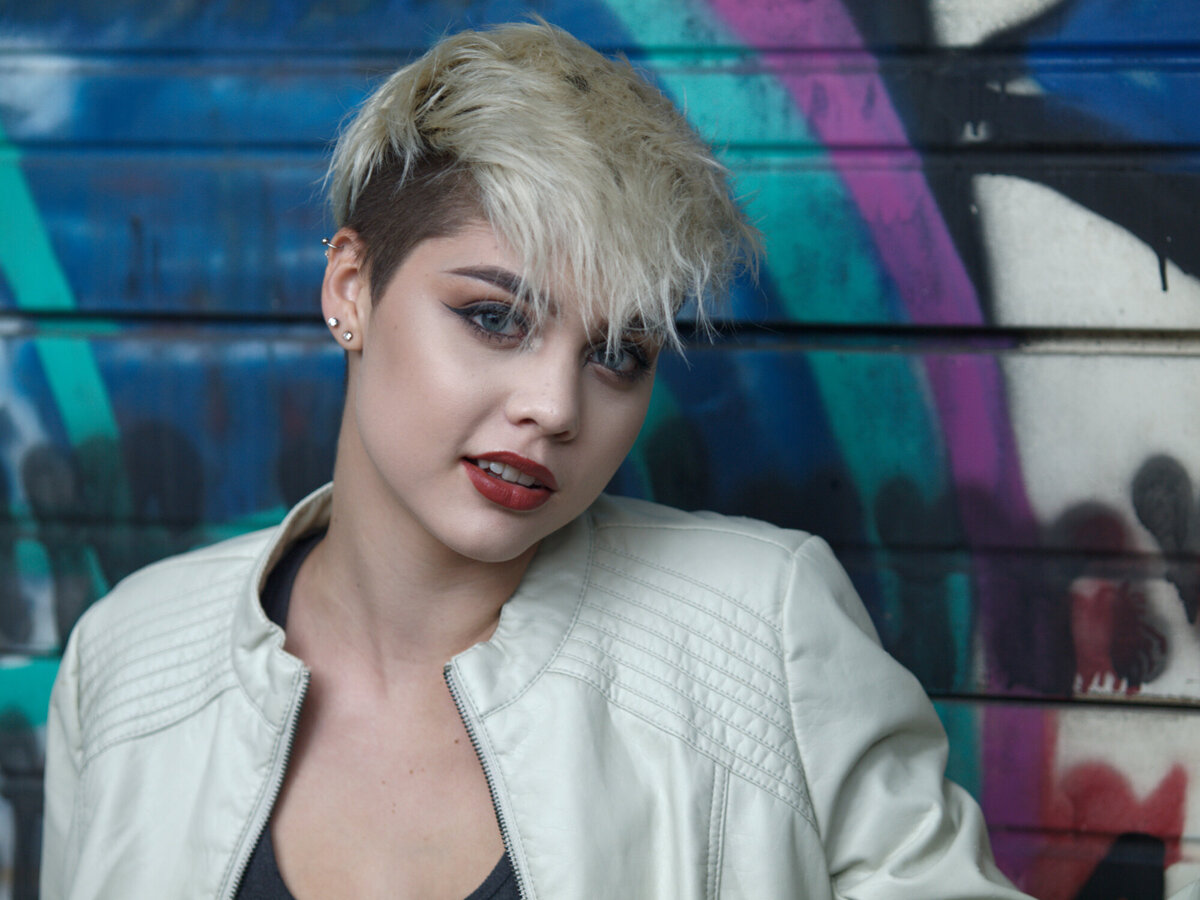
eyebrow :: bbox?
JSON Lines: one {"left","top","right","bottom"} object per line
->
{"left": 447, "top": 266, "right": 641, "bottom": 335}
{"left": 446, "top": 265, "right": 533, "bottom": 300}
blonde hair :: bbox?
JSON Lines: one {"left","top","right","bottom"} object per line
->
{"left": 327, "top": 20, "right": 757, "bottom": 350}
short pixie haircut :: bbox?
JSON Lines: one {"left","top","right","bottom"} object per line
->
{"left": 327, "top": 21, "right": 757, "bottom": 350}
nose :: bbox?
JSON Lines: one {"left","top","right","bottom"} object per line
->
{"left": 504, "top": 347, "right": 582, "bottom": 441}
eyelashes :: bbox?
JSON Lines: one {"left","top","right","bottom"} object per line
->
{"left": 448, "top": 300, "right": 529, "bottom": 342}
{"left": 446, "top": 300, "right": 654, "bottom": 382}
{"left": 586, "top": 341, "right": 651, "bottom": 381}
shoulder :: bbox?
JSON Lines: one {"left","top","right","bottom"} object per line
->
{"left": 585, "top": 494, "right": 826, "bottom": 610}
{"left": 551, "top": 496, "right": 851, "bottom": 815}
{"left": 579, "top": 494, "right": 873, "bottom": 642}
{"left": 73, "top": 526, "right": 271, "bottom": 643}
{"left": 63, "top": 526, "right": 277, "bottom": 763}
{"left": 588, "top": 493, "right": 814, "bottom": 557}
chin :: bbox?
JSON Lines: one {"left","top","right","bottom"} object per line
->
{"left": 441, "top": 496, "right": 586, "bottom": 564}
{"left": 441, "top": 524, "right": 547, "bottom": 565}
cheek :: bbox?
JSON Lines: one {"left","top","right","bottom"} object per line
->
{"left": 588, "top": 386, "right": 654, "bottom": 472}
{"left": 358, "top": 321, "right": 472, "bottom": 417}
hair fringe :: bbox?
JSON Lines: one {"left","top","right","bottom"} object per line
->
{"left": 327, "top": 20, "right": 759, "bottom": 352}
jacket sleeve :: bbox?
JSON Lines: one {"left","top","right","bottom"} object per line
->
{"left": 783, "top": 535, "right": 1032, "bottom": 899}
{"left": 41, "top": 625, "right": 84, "bottom": 900}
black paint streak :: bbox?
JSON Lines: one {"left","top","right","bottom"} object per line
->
{"left": 1074, "top": 832, "right": 1165, "bottom": 900}
{"left": 1132, "top": 455, "right": 1200, "bottom": 622}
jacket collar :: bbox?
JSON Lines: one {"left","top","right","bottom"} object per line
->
{"left": 230, "top": 482, "right": 333, "bottom": 728}
{"left": 231, "top": 482, "right": 594, "bottom": 725}
{"left": 449, "top": 504, "right": 594, "bottom": 717}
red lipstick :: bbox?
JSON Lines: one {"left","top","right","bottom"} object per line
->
{"left": 463, "top": 452, "right": 557, "bottom": 511}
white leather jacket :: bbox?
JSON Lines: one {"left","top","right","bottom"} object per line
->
{"left": 43, "top": 485, "right": 1031, "bottom": 899}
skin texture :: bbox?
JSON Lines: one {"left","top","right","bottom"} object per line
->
{"left": 269, "top": 223, "right": 658, "bottom": 899}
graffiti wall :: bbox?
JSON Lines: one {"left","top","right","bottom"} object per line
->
{"left": 2, "top": 0, "right": 1199, "bottom": 896}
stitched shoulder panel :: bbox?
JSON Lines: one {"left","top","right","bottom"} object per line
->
{"left": 69, "top": 528, "right": 274, "bottom": 764}
{"left": 551, "top": 497, "right": 814, "bottom": 819}
{"left": 586, "top": 495, "right": 811, "bottom": 623}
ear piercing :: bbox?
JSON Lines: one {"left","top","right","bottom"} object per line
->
{"left": 323, "top": 242, "right": 351, "bottom": 341}
{"left": 326, "top": 316, "right": 353, "bottom": 342}
{"left": 322, "top": 246, "right": 354, "bottom": 342}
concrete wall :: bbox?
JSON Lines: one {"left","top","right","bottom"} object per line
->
{"left": 1, "top": 1, "right": 1198, "bottom": 896}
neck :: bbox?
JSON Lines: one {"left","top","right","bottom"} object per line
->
{"left": 287, "top": 414, "right": 537, "bottom": 680}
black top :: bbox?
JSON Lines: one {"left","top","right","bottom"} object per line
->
{"left": 235, "top": 532, "right": 519, "bottom": 900}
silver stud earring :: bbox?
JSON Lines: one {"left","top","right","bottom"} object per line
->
{"left": 342, "top": 330, "right": 354, "bottom": 341}
{"left": 326, "top": 317, "right": 339, "bottom": 328}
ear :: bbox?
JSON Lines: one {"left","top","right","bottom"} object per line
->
{"left": 320, "top": 227, "right": 368, "bottom": 352}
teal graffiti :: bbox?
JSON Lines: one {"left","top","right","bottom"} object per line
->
{"left": 0, "top": 658, "right": 60, "bottom": 728}
{"left": 1, "top": 123, "right": 118, "bottom": 610}
{"left": 932, "top": 699, "right": 981, "bottom": 801}
{"left": 0, "top": 128, "right": 119, "bottom": 447}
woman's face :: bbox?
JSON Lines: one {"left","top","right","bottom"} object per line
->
{"left": 333, "top": 222, "right": 658, "bottom": 565}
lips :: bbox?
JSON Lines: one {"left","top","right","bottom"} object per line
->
{"left": 463, "top": 452, "right": 558, "bottom": 511}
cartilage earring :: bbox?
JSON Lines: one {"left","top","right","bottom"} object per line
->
{"left": 321, "top": 237, "right": 343, "bottom": 251}
{"left": 327, "top": 317, "right": 339, "bottom": 328}
{"left": 342, "top": 330, "right": 353, "bottom": 341}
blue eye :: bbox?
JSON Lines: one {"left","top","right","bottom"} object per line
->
{"left": 450, "top": 302, "right": 528, "bottom": 342}
{"left": 589, "top": 341, "right": 652, "bottom": 381}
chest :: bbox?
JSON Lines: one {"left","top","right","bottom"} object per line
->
{"left": 267, "top": 681, "right": 506, "bottom": 900}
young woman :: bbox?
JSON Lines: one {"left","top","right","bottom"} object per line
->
{"left": 41, "top": 21, "right": 1032, "bottom": 900}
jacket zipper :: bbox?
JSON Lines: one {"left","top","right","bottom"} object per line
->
{"left": 223, "top": 667, "right": 310, "bottom": 899}
{"left": 444, "top": 663, "right": 528, "bottom": 900}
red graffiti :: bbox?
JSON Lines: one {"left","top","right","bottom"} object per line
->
{"left": 1026, "top": 757, "right": 1186, "bottom": 899}
{"left": 1070, "top": 579, "right": 1166, "bottom": 695}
